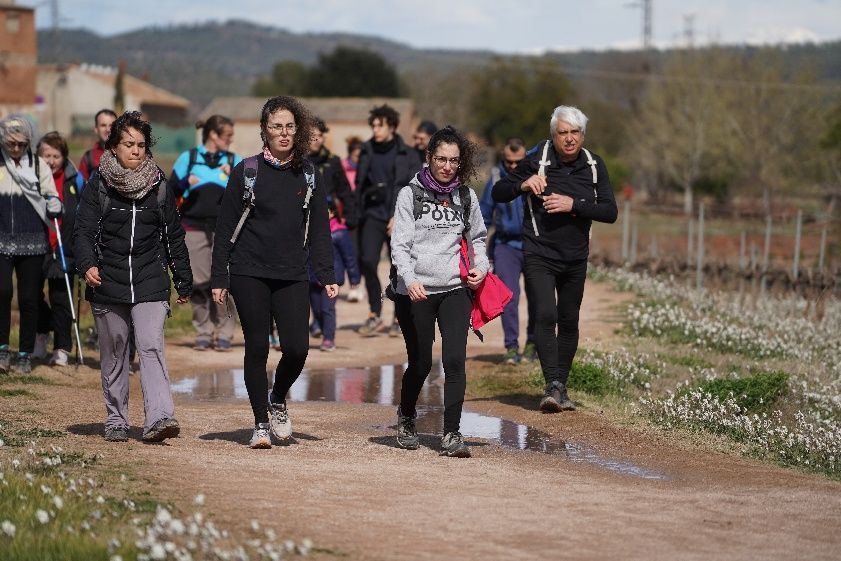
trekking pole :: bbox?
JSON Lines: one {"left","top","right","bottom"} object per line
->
{"left": 53, "top": 218, "right": 84, "bottom": 365}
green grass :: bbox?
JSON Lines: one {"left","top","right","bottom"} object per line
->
{"left": 0, "top": 389, "right": 31, "bottom": 398}
{"left": 0, "top": 375, "right": 54, "bottom": 387}
{"left": 663, "top": 353, "right": 714, "bottom": 369}
{"left": 692, "top": 370, "right": 789, "bottom": 413}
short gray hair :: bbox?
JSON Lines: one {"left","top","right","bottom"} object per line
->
{"left": 0, "top": 114, "right": 34, "bottom": 144}
{"left": 549, "top": 106, "right": 588, "bottom": 136}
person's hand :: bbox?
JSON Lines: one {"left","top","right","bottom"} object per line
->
{"left": 543, "top": 193, "right": 574, "bottom": 213}
{"left": 408, "top": 282, "right": 427, "bottom": 302}
{"left": 212, "top": 288, "right": 228, "bottom": 304}
{"left": 221, "top": 164, "right": 231, "bottom": 176}
{"left": 84, "top": 266, "right": 101, "bottom": 287}
{"left": 176, "top": 295, "right": 190, "bottom": 304}
{"left": 386, "top": 217, "right": 394, "bottom": 237}
{"left": 46, "top": 196, "right": 63, "bottom": 219}
{"left": 520, "top": 175, "right": 547, "bottom": 196}
{"left": 325, "top": 284, "right": 339, "bottom": 299}
{"left": 466, "top": 267, "right": 486, "bottom": 290}
{"left": 188, "top": 174, "right": 200, "bottom": 186}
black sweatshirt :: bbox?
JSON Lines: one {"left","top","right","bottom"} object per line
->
{"left": 492, "top": 142, "right": 618, "bottom": 262}
{"left": 211, "top": 156, "right": 335, "bottom": 289}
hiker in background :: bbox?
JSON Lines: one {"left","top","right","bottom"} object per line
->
{"left": 168, "top": 115, "right": 242, "bottom": 352}
{"left": 308, "top": 118, "right": 356, "bottom": 227}
{"left": 390, "top": 126, "right": 488, "bottom": 458}
{"left": 479, "top": 137, "right": 536, "bottom": 365}
{"left": 33, "top": 132, "right": 84, "bottom": 366}
{"left": 78, "top": 108, "right": 117, "bottom": 184}
{"left": 309, "top": 199, "right": 361, "bottom": 352}
{"left": 342, "top": 135, "right": 363, "bottom": 303}
{"left": 492, "top": 106, "right": 617, "bottom": 413}
{"left": 355, "top": 104, "right": 421, "bottom": 337}
{"left": 0, "top": 115, "right": 63, "bottom": 374}
{"left": 74, "top": 111, "right": 192, "bottom": 443}
{"left": 412, "top": 120, "right": 437, "bottom": 162}
{"left": 211, "top": 96, "right": 337, "bottom": 449}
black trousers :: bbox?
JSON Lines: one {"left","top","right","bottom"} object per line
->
{"left": 37, "top": 276, "right": 75, "bottom": 352}
{"left": 229, "top": 275, "right": 309, "bottom": 425}
{"left": 394, "top": 288, "right": 471, "bottom": 434}
{"left": 0, "top": 254, "right": 44, "bottom": 353}
{"left": 358, "top": 217, "right": 389, "bottom": 316}
{"left": 524, "top": 254, "right": 587, "bottom": 386}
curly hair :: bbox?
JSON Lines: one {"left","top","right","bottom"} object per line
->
{"left": 426, "top": 125, "right": 479, "bottom": 184}
{"left": 259, "top": 96, "right": 313, "bottom": 169}
{"left": 367, "top": 104, "right": 400, "bottom": 129}
{"left": 106, "top": 111, "right": 156, "bottom": 155}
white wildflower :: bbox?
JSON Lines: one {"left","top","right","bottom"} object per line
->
{"left": 35, "top": 509, "right": 49, "bottom": 524}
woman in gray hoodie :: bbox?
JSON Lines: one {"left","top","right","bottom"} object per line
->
{"left": 390, "top": 126, "right": 489, "bottom": 458}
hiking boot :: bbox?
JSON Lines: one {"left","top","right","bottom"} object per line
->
{"left": 440, "top": 432, "right": 470, "bottom": 458}
{"left": 388, "top": 322, "right": 401, "bottom": 338}
{"left": 142, "top": 418, "right": 180, "bottom": 442}
{"left": 396, "top": 406, "right": 419, "bottom": 450}
{"left": 268, "top": 399, "right": 292, "bottom": 442}
{"left": 193, "top": 339, "right": 211, "bottom": 351}
{"left": 86, "top": 327, "right": 99, "bottom": 351}
{"left": 269, "top": 334, "right": 281, "bottom": 350}
{"left": 319, "top": 339, "right": 336, "bottom": 352}
{"left": 33, "top": 333, "right": 49, "bottom": 360}
{"left": 250, "top": 423, "right": 272, "bottom": 449}
{"left": 0, "top": 346, "right": 10, "bottom": 374}
{"left": 346, "top": 287, "right": 361, "bottom": 303}
{"left": 50, "top": 349, "right": 69, "bottom": 367}
{"left": 214, "top": 339, "right": 232, "bottom": 352}
{"left": 309, "top": 323, "right": 323, "bottom": 338}
{"left": 357, "top": 315, "right": 383, "bottom": 337}
{"left": 502, "top": 347, "right": 521, "bottom": 365}
{"left": 522, "top": 342, "right": 538, "bottom": 362}
{"left": 104, "top": 427, "right": 129, "bottom": 442}
{"left": 539, "top": 381, "right": 576, "bottom": 413}
{"left": 14, "top": 353, "right": 32, "bottom": 375}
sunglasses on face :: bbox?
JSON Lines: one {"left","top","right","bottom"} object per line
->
{"left": 6, "top": 141, "right": 28, "bottom": 149}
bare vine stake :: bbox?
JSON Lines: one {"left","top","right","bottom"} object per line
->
{"left": 793, "top": 209, "right": 802, "bottom": 281}
{"left": 696, "top": 203, "right": 705, "bottom": 289}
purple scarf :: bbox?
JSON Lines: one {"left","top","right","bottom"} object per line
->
{"left": 418, "top": 166, "right": 461, "bottom": 194}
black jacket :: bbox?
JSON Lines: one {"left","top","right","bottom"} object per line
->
{"left": 210, "top": 157, "right": 335, "bottom": 290}
{"left": 354, "top": 134, "right": 421, "bottom": 222}
{"left": 73, "top": 170, "right": 192, "bottom": 304}
{"left": 492, "top": 143, "right": 618, "bottom": 262}
{"left": 308, "top": 147, "right": 357, "bottom": 227}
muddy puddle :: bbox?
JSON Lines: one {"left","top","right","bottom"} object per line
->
{"left": 171, "top": 365, "right": 665, "bottom": 480}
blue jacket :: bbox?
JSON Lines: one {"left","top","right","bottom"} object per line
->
{"left": 309, "top": 226, "right": 361, "bottom": 287}
{"left": 480, "top": 163, "right": 524, "bottom": 250}
{"left": 167, "top": 145, "right": 242, "bottom": 227}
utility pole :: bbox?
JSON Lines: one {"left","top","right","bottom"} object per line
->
{"left": 625, "top": 0, "right": 653, "bottom": 49}
{"left": 683, "top": 13, "right": 696, "bottom": 48}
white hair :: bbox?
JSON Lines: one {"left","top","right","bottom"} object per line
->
{"left": 0, "top": 114, "right": 34, "bottom": 144}
{"left": 549, "top": 106, "right": 588, "bottom": 136}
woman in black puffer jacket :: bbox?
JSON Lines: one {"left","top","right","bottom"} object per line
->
{"left": 74, "top": 111, "right": 192, "bottom": 444}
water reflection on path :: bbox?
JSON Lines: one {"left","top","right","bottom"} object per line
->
{"left": 171, "top": 365, "right": 665, "bottom": 480}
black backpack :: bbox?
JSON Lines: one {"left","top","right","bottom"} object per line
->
{"left": 383, "top": 183, "right": 472, "bottom": 301}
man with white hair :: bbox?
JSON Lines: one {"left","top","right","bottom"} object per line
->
{"left": 492, "top": 106, "right": 617, "bottom": 412}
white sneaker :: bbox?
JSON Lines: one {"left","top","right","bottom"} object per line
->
{"left": 50, "top": 349, "right": 69, "bottom": 366}
{"left": 269, "top": 400, "right": 292, "bottom": 441}
{"left": 346, "top": 288, "right": 361, "bottom": 303}
{"left": 32, "top": 333, "right": 49, "bottom": 360}
{"left": 250, "top": 423, "right": 272, "bottom": 449}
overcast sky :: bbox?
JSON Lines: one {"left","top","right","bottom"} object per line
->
{"left": 20, "top": 0, "right": 841, "bottom": 53}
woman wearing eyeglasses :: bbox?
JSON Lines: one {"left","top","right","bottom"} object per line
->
{"left": 211, "top": 96, "right": 337, "bottom": 449}
{"left": 0, "top": 115, "right": 63, "bottom": 374}
{"left": 390, "top": 126, "right": 489, "bottom": 458}
{"left": 74, "top": 111, "right": 193, "bottom": 443}
{"left": 492, "top": 106, "right": 617, "bottom": 414}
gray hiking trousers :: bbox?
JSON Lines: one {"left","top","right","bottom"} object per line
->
{"left": 92, "top": 301, "right": 175, "bottom": 434}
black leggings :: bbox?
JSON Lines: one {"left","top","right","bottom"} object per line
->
{"left": 37, "top": 276, "right": 76, "bottom": 352}
{"left": 358, "top": 217, "right": 389, "bottom": 316}
{"left": 229, "top": 275, "right": 309, "bottom": 424}
{"left": 0, "top": 254, "right": 44, "bottom": 353}
{"left": 524, "top": 254, "right": 587, "bottom": 386}
{"left": 394, "top": 288, "right": 471, "bottom": 434}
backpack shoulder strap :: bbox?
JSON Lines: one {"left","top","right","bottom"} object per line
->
{"left": 83, "top": 150, "right": 94, "bottom": 176}
{"left": 32, "top": 150, "right": 41, "bottom": 194}
{"left": 581, "top": 147, "right": 597, "bottom": 185}
{"left": 302, "top": 160, "right": 317, "bottom": 247}
{"left": 411, "top": 183, "right": 427, "bottom": 219}
{"left": 186, "top": 147, "right": 199, "bottom": 177}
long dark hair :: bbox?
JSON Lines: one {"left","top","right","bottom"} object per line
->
{"left": 259, "top": 96, "right": 312, "bottom": 169}
{"left": 196, "top": 115, "right": 234, "bottom": 144}
{"left": 426, "top": 125, "right": 479, "bottom": 184}
{"left": 106, "top": 111, "right": 155, "bottom": 156}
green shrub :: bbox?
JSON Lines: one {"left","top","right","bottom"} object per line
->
{"left": 694, "top": 370, "right": 789, "bottom": 413}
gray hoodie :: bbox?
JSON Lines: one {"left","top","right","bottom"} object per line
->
{"left": 390, "top": 175, "right": 489, "bottom": 295}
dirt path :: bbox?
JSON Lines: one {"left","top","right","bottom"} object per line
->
{"left": 15, "top": 278, "right": 841, "bottom": 560}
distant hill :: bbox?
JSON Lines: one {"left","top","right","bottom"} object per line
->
{"left": 37, "top": 20, "right": 841, "bottom": 111}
